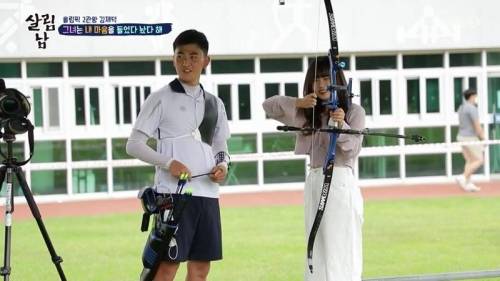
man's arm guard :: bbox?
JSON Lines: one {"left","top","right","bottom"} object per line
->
{"left": 215, "top": 151, "right": 231, "bottom": 167}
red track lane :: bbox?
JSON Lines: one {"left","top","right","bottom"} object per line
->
{"left": 2, "top": 180, "right": 499, "bottom": 220}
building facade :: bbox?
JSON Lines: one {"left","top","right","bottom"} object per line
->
{"left": 0, "top": 0, "right": 499, "bottom": 201}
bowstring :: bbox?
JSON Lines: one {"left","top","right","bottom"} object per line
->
{"left": 310, "top": 0, "right": 323, "bottom": 170}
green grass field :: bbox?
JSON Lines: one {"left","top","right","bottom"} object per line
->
{"left": 2, "top": 196, "right": 500, "bottom": 281}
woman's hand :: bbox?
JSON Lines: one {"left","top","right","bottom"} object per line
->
{"left": 296, "top": 93, "right": 317, "bottom": 109}
{"left": 329, "top": 108, "right": 345, "bottom": 127}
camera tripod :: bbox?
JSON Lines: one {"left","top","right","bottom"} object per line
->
{"left": 0, "top": 133, "right": 66, "bottom": 281}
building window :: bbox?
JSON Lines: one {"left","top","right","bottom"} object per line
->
{"left": 308, "top": 57, "right": 350, "bottom": 70}
{"left": 488, "top": 77, "right": 500, "bottom": 114}
{"left": 68, "top": 62, "right": 103, "bottom": 77}
{"left": 451, "top": 125, "right": 459, "bottom": 142}
{"left": 452, "top": 153, "right": 483, "bottom": 175}
{"left": 489, "top": 124, "right": 500, "bottom": 174}
{"left": 216, "top": 84, "right": 251, "bottom": 120}
{"left": 112, "top": 138, "right": 155, "bottom": 159}
{"left": 406, "top": 154, "right": 446, "bottom": 177}
{"left": 449, "top": 53, "right": 481, "bottom": 67}
{"left": 31, "top": 140, "right": 66, "bottom": 163}
{"left": 356, "top": 56, "right": 396, "bottom": 70}
{"left": 27, "top": 62, "right": 62, "bottom": 77}
{"left": 11, "top": 142, "right": 25, "bottom": 162}
{"left": 360, "top": 80, "right": 372, "bottom": 115}
{"left": 262, "top": 132, "right": 295, "bottom": 152}
{"left": 48, "top": 88, "right": 60, "bottom": 127}
{"left": 260, "top": 58, "right": 302, "bottom": 73}
{"left": 454, "top": 77, "right": 464, "bottom": 112}
{"left": 1, "top": 142, "right": 25, "bottom": 163}
{"left": 31, "top": 170, "right": 67, "bottom": 195}
{"left": 0, "top": 63, "right": 21, "bottom": 78}
{"left": 33, "top": 88, "right": 43, "bottom": 127}
{"left": 109, "top": 61, "right": 155, "bottom": 76}
{"left": 379, "top": 80, "right": 392, "bottom": 115}
{"left": 72, "top": 168, "right": 108, "bottom": 194}
{"left": 359, "top": 156, "right": 400, "bottom": 179}
{"left": 217, "top": 84, "right": 232, "bottom": 120}
{"left": 407, "top": 79, "right": 420, "bottom": 113}
{"left": 135, "top": 86, "right": 151, "bottom": 116}
{"left": 426, "top": 78, "right": 440, "bottom": 113}
{"left": 75, "top": 88, "right": 85, "bottom": 125}
{"left": 228, "top": 134, "right": 257, "bottom": 154}
{"left": 362, "top": 129, "right": 399, "bottom": 147}
{"left": 265, "top": 83, "right": 280, "bottom": 99}
{"left": 263, "top": 159, "right": 305, "bottom": 183}
{"left": 403, "top": 54, "right": 443, "bottom": 68}
{"left": 264, "top": 83, "right": 281, "bottom": 119}
{"left": 117, "top": 87, "right": 130, "bottom": 124}
{"left": 491, "top": 144, "right": 500, "bottom": 174}
{"left": 264, "top": 82, "right": 299, "bottom": 99}
{"left": 222, "top": 161, "right": 258, "bottom": 186}
{"left": 212, "top": 59, "right": 254, "bottom": 74}
{"left": 284, "top": 83, "right": 299, "bottom": 98}
{"left": 160, "top": 61, "right": 176, "bottom": 75}
{"left": 453, "top": 77, "right": 477, "bottom": 112}
{"left": 32, "top": 87, "right": 60, "bottom": 128}
{"left": 404, "top": 127, "right": 445, "bottom": 145}
{"left": 74, "top": 87, "right": 100, "bottom": 125}
{"left": 469, "top": 77, "right": 477, "bottom": 90}
{"left": 238, "top": 84, "right": 251, "bottom": 120}
{"left": 487, "top": 52, "right": 500, "bottom": 66}
{"left": 112, "top": 138, "right": 132, "bottom": 160}
{"left": 114, "top": 86, "right": 151, "bottom": 124}
{"left": 113, "top": 166, "right": 155, "bottom": 191}
{"left": 72, "top": 139, "right": 106, "bottom": 161}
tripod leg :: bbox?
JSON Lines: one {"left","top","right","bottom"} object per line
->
{"left": 0, "top": 166, "right": 6, "bottom": 192}
{"left": 14, "top": 167, "right": 67, "bottom": 281}
{"left": 0, "top": 166, "right": 13, "bottom": 280}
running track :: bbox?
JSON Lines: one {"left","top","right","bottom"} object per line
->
{"left": 4, "top": 180, "right": 500, "bottom": 220}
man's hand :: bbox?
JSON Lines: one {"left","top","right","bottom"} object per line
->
{"left": 169, "top": 160, "right": 191, "bottom": 179}
{"left": 296, "top": 93, "right": 317, "bottom": 109}
{"left": 209, "top": 165, "right": 227, "bottom": 183}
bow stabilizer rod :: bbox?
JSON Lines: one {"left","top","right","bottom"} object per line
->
{"left": 277, "top": 126, "right": 426, "bottom": 143}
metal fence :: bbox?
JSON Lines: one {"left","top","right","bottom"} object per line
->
{"left": 364, "top": 269, "right": 500, "bottom": 281}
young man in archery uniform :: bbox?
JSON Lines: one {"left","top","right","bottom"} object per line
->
{"left": 126, "top": 29, "right": 230, "bottom": 281}
{"left": 263, "top": 56, "right": 365, "bottom": 281}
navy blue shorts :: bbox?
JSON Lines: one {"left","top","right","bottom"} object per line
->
{"left": 156, "top": 195, "right": 222, "bottom": 262}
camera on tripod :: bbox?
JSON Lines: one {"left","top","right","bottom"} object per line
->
{"left": 0, "top": 79, "right": 31, "bottom": 135}
{"left": 0, "top": 79, "right": 66, "bottom": 280}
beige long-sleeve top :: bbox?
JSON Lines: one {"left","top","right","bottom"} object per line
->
{"left": 262, "top": 96, "right": 365, "bottom": 169}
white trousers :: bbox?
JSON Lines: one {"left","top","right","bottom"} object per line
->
{"left": 304, "top": 167, "right": 364, "bottom": 281}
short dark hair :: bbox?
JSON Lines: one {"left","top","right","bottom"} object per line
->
{"left": 463, "top": 89, "right": 477, "bottom": 100}
{"left": 173, "top": 29, "right": 209, "bottom": 55}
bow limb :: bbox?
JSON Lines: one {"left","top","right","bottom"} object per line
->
{"left": 306, "top": 0, "right": 341, "bottom": 273}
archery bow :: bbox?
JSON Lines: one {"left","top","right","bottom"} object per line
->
{"left": 305, "top": 0, "right": 346, "bottom": 273}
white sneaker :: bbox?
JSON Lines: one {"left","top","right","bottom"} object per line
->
{"left": 465, "top": 182, "right": 481, "bottom": 192}
{"left": 455, "top": 176, "right": 468, "bottom": 191}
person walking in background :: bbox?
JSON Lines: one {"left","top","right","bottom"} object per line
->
{"left": 456, "top": 89, "right": 485, "bottom": 192}
{"left": 263, "top": 56, "right": 365, "bottom": 281}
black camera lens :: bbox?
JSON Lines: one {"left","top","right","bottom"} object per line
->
{"left": 0, "top": 80, "right": 32, "bottom": 135}
{"left": 1, "top": 97, "right": 20, "bottom": 114}
{"left": 0, "top": 89, "right": 30, "bottom": 119}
